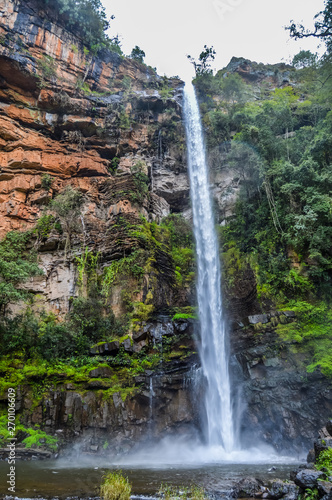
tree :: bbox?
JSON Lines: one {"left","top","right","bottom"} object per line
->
{"left": 287, "top": 0, "right": 332, "bottom": 54}
{"left": 220, "top": 73, "right": 246, "bottom": 104}
{"left": 130, "top": 46, "right": 145, "bottom": 63}
{"left": 292, "top": 50, "right": 318, "bottom": 69}
{"left": 40, "top": 0, "right": 116, "bottom": 53}
{"left": 187, "top": 45, "right": 216, "bottom": 76}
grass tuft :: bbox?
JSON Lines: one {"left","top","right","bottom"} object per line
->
{"left": 100, "top": 470, "right": 131, "bottom": 500}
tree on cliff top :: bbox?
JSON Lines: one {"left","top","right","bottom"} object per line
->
{"left": 40, "top": 0, "right": 119, "bottom": 54}
{"left": 187, "top": 45, "right": 216, "bottom": 76}
{"left": 287, "top": 0, "right": 332, "bottom": 55}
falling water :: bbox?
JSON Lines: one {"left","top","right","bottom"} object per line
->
{"left": 183, "top": 83, "right": 236, "bottom": 453}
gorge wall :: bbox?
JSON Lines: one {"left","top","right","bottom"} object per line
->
{"left": 0, "top": 0, "right": 331, "bottom": 458}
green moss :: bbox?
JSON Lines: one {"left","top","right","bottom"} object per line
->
{"left": 276, "top": 300, "right": 332, "bottom": 376}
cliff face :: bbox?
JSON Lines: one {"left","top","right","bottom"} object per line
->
{"left": 0, "top": 0, "right": 332, "bottom": 459}
{"left": 0, "top": 0, "right": 198, "bottom": 454}
{"left": 0, "top": 0, "right": 191, "bottom": 317}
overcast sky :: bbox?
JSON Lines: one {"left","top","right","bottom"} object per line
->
{"left": 103, "top": 0, "right": 325, "bottom": 81}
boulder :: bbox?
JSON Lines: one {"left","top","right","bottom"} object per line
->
{"left": 318, "top": 481, "right": 332, "bottom": 498}
{"left": 268, "top": 480, "right": 299, "bottom": 500}
{"left": 232, "top": 477, "right": 264, "bottom": 498}
{"left": 294, "top": 469, "right": 324, "bottom": 489}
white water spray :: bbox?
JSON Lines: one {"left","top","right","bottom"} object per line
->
{"left": 183, "top": 82, "right": 236, "bottom": 453}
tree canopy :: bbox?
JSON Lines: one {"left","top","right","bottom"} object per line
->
{"left": 40, "top": 0, "right": 119, "bottom": 53}
{"left": 187, "top": 45, "right": 216, "bottom": 76}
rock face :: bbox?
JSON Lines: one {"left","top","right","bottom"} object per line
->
{"left": 13, "top": 358, "right": 200, "bottom": 456}
{"left": 231, "top": 316, "right": 332, "bottom": 453}
{"left": 0, "top": 0, "right": 190, "bottom": 319}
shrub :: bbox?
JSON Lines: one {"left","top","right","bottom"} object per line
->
{"left": 100, "top": 471, "right": 131, "bottom": 500}
{"left": 315, "top": 448, "right": 332, "bottom": 476}
{"left": 33, "top": 214, "right": 56, "bottom": 240}
{"left": 41, "top": 173, "right": 53, "bottom": 191}
{"left": 0, "top": 231, "right": 43, "bottom": 313}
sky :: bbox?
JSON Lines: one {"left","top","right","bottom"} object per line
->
{"left": 103, "top": 0, "right": 326, "bottom": 82}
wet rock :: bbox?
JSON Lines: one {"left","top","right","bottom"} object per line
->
{"left": 294, "top": 469, "right": 324, "bottom": 489}
{"left": 314, "top": 438, "right": 332, "bottom": 459}
{"left": 326, "top": 420, "right": 332, "bottom": 436}
{"left": 307, "top": 448, "right": 315, "bottom": 463}
{"left": 133, "top": 329, "right": 148, "bottom": 342}
{"left": 88, "top": 367, "right": 112, "bottom": 378}
{"left": 248, "top": 314, "right": 268, "bottom": 324}
{"left": 121, "top": 338, "right": 133, "bottom": 353}
{"left": 232, "top": 476, "right": 264, "bottom": 498}
{"left": 282, "top": 310, "right": 295, "bottom": 318}
{"left": 132, "top": 339, "right": 147, "bottom": 353}
{"left": 90, "top": 341, "right": 120, "bottom": 355}
{"left": 268, "top": 480, "right": 299, "bottom": 500}
{"left": 318, "top": 481, "right": 332, "bottom": 498}
{"left": 174, "top": 320, "right": 189, "bottom": 332}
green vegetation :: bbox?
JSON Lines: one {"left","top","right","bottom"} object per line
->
{"left": 0, "top": 211, "right": 194, "bottom": 375}
{"left": 302, "top": 488, "right": 319, "bottom": 500}
{"left": 41, "top": 173, "right": 53, "bottom": 191}
{"left": 315, "top": 447, "right": 332, "bottom": 476}
{"left": 0, "top": 231, "right": 43, "bottom": 314}
{"left": 0, "top": 415, "right": 58, "bottom": 452}
{"left": 130, "top": 45, "right": 145, "bottom": 63}
{"left": 50, "top": 186, "right": 83, "bottom": 257}
{"left": 40, "top": 0, "right": 122, "bottom": 55}
{"left": 158, "top": 483, "right": 208, "bottom": 500}
{"left": 187, "top": 45, "right": 216, "bottom": 76}
{"left": 100, "top": 471, "right": 131, "bottom": 500}
{"left": 130, "top": 162, "right": 149, "bottom": 203}
{"left": 37, "top": 54, "right": 57, "bottom": 84}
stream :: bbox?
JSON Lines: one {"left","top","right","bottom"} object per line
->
{"left": 0, "top": 459, "right": 301, "bottom": 499}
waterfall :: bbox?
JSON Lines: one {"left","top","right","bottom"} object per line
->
{"left": 183, "top": 83, "right": 236, "bottom": 453}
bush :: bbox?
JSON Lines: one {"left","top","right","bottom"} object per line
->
{"left": 0, "top": 231, "right": 43, "bottom": 313}
{"left": 315, "top": 448, "right": 332, "bottom": 476}
{"left": 100, "top": 471, "right": 131, "bottom": 500}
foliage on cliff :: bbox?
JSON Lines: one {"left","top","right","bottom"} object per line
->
{"left": 39, "top": 0, "right": 121, "bottom": 54}
{"left": 0, "top": 232, "right": 43, "bottom": 314}
{"left": 195, "top": 56, "right": 332, "bottom": 304}
{"left": 193, "top": 11, "right": 332, "bottom": 376}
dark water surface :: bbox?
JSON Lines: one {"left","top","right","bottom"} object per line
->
{"left": 0, "top": 459, "right": 301, "bottom": 499}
